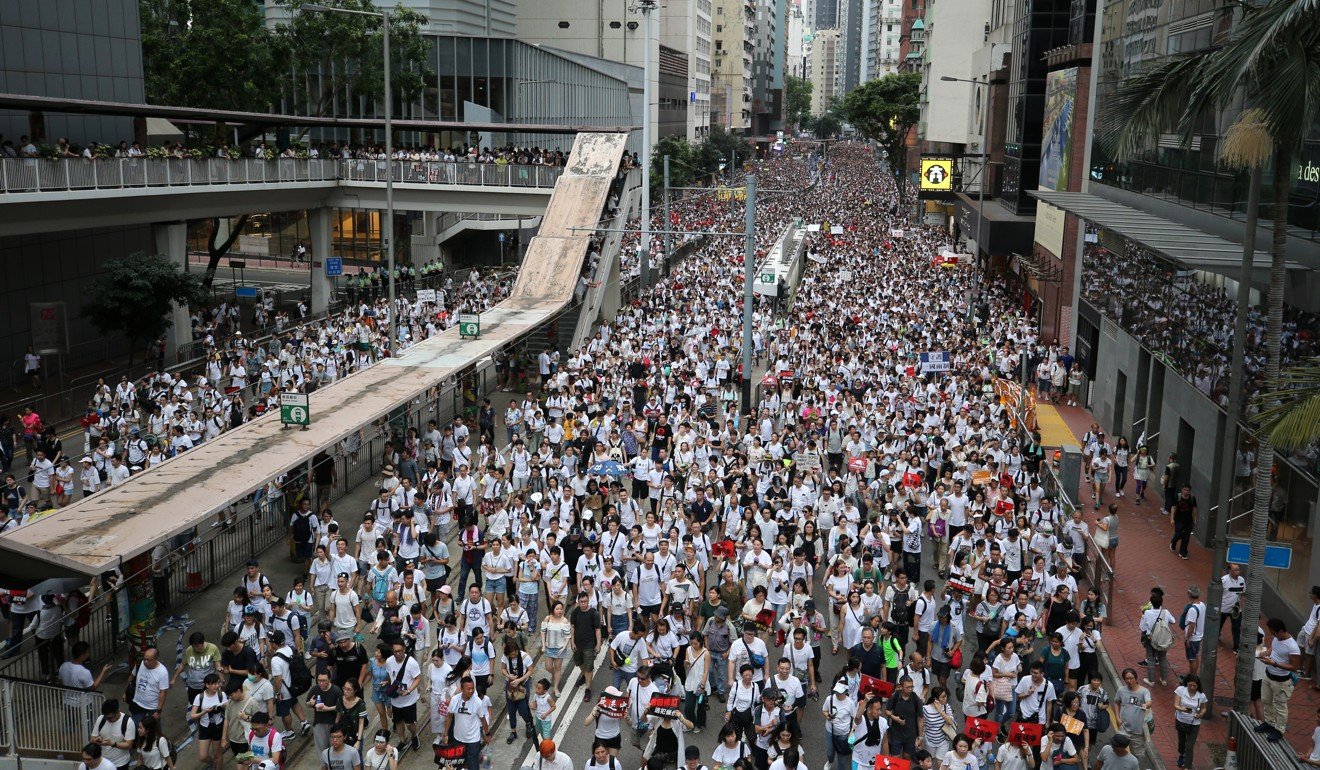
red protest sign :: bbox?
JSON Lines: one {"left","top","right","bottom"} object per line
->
{"left": 874, "top": 756, "right": 911, "bottom": 770}
{"left": 433, "top": 743, "right": 467, "bottom": 770}
{"left": 858, "top": 674, "right": 894, "bottom": 700}
{"left": 1009, "top": 721, "right": 1044, "bottom": 746}
{"left": 647, "top": 693, "right": 683, "bottom": 719}
{"left": 965, "top": 716, "right": 999, "bottom": 742}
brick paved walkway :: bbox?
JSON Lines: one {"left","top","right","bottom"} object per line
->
{"left": 1044, "top": 403, "right": 1319, "bottom": 768}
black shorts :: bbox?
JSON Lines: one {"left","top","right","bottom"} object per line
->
{"left": 426, "top": 576, "right": 449, "bottom": 592}
{"left": 228, "top": 741, "right": 250, "bottom": 757}
{"left": 597, "top": 733, "right": 622, "bottom": 749}
{"left": 640, "top": 603, "right": 661, "bottom": 618}
{"left": 392, "top": 702, "right": 418, "bottom": 724}
{"left": 199, "top": 723, "right": 223, "bottom": 741}
{"left": 1251, "top": 678, "right": 1262, "bottom": 701}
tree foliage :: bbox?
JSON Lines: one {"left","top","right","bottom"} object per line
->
{"left": 648, "top": 127, "right": 752, "bottom": 193}
{"left": 785, "top": 76, "right": 814, "bottom": 130}
{"left": 810, "top": 108, "right": 843, "bottom": 139}
{"left": 83, "top": 253, "right": 209, "bottom": 364}
{"left": 273, "top": 0, "right": 432, "bottom": 120}
{"left": 141, "top": 0, "right": 278, "bottom": 114}
{"left": 841, "top": 73, "right": 921, "bottom": 204}
{"left": 651, "top": 136, "right": 697, "bottom": 193}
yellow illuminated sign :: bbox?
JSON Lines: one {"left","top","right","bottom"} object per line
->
{"left": 920, "top": 158, "right": 953, "bottom": 191}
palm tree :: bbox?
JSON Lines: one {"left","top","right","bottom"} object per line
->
{"left": 1104, "top": 0, "right": 1320, "bottom": 713}
{"left": 1252, "top": 361, "right": 1320, "bottom": 450}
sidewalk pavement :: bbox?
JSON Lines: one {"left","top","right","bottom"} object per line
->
{"left": 1044, "top": 402, "right": 1319, "bottom": 768}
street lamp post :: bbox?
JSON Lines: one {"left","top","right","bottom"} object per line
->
{"left": 940, "top": 75, "right": 988, "bottom": 265}
{"left": 303, "top": 3, "right": 397, "bottom": 354}
{"left": 639, "top": 0, "right": 658, "bottom": 293}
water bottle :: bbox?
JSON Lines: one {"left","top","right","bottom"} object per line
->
{"left": 480, "top": 749, "right": 492, "bottom": 770}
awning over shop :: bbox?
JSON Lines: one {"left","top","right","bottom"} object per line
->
{"left": 1029, "top": 189, "right": 1310, "bottom": 273}
{"left": 954, "top": 193, "right": 1035, "bottom": 256}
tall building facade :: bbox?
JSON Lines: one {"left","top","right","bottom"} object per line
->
{"left": 863, "top": 0, "right": 903, "bottom": 81}
{"left": 751, "top": 0, "right": 787, "bottom": 135}
{"left": 263, "top": 0, "right": 516, "bottom": 36}
{"left": 807, "top": 27, "right": 840, "bottom": 115}
{"left": 711, "top": 0, "right": 754, "bottom": 132}
{"left": 838, "top": 0, "right": 864, "bottom": 92}
{"left": 916, "top": 0, "right": 991, "bottom": 151}
{"left": 663, "top": 0, "right": 715, "bottom": 140}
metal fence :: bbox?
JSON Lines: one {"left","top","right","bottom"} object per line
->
{"left": 0, "top": 677, "right": 105, "bottom": 757}
{"left": 0, "top": 158, "right": 563, "bottom": 194}
{"left": 336, "top": 160, "right": 563, "bottom": 188}
{"left": 1226, "top": 711, "right": 1305, "bottom": 770}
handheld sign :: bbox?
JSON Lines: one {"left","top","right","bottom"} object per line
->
{"left": 433, "top": 743, "right": 467, "bottom": 769}
{"left": 1060, "top": 714, "right": 1085, "bottom": 736}
{"left": 918, "top": 352, "right": 951, "bottom": 373}
{"left": 874, "top": 757, "right": 911, "bottom": 770}
{"left": 1009, "top": 722, "right": 1044, "bottom": 746}
{"left": 965, "top": 716, "right": 999, "bottom": 742}
{"left": 858, "top": 674, "right": 894, "bottom": 700}
{"left": 597, "top": 694, "right": 629, "bottom": 719}
{"left": 647, "top": 694, "right": 682, "bottom": 719}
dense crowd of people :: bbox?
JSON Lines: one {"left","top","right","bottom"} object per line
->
{"left": 7, "top": 143, "right": 1320, "bottom": 770}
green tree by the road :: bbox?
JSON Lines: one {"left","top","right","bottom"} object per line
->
{"left": 141, "top": 0, "right": 278, "bottom": 116}
{"left": 651, "top": 135, "right": 696, "bottom": 194}
{"left": 842, "top": 73, "right": 921, "bottom": 208}
{"left": 810, "top": 108, "right": 843, "bottom": 139}
{"left": 83, "top": 253, "right": 210, "bottom": 369}
{"left": 273, "top": 0, "right": 432, "bottom": 123}
{"left": 785, "top": 76, "right": 814, "bottom": 130}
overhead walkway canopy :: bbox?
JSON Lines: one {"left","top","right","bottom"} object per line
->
{"left": 0, "top": 131, "right": 628, "bottom": 581}
{"left": 1030, "top": 190, "right": 1310, "bottom": 273}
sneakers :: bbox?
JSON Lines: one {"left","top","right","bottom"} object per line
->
{"left": 1176, "top": 756, "right": 1185, "bottom": 768}
{"left": 411, "top": 737, "right": 420, "bottom": 752}
{"left": 1142, "top": 678, "right": 1155, "bottom": 686}
{"left": 281, "top": 730, "right": 296, "bottom": 740}
{"left": 300, "top": 721, "right": 310, "bottom": 735}
{"left": 507, "top": 732, "right": 519, "bottom": 745}
{"left": 1254, "top": 722, "right": 1274, "bottom": 733}
{"left": 583, "top": 688, "right": 593, "bottom": 702}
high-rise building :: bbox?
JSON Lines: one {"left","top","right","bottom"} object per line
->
{"left": 863, "top": 0, "right": 903, "bottom": 81}
{"left": 814, "top": 0, "right": 839, "bottom": 30}
{"left": 752, "top": 0, "right": 787, "bottom": 135}
{"left": 711, "top": 0, "right": 754, "bottom": 132}
{"left": 916, "top": 0, "right": 991, "bottom": 151}
{"left": 807, "top": 27, "right": 840, "bottom": 115}
{"left": 838, "top": 0, "right": 864, "bottom": 92}
{"left": 663, "top": 0, "right": 715, "bottom": 140}
{"left": 787, "top": 2, "right": 810, "bottom": 82}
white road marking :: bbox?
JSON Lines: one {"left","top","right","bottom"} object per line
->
{"left": 514, "top": 649, "right": 610, "bottom": 769}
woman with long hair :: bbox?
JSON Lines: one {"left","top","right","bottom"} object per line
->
{"left": 540, "top": 600, "right": 572, "bottom": 694}
{"left": 337, "top": 678, "right": 368, "bottom": 746}
{"left": 135, "top": 713, "right": 175, "bottom": 770}
{"left": 921, "top": 686, "right": 955, "bottom": 761}
{"left": 187, "top": 673, "right": 225, "bottom": 769}
{"left": 368, "top": 643, "right": 393, "bottom": 729}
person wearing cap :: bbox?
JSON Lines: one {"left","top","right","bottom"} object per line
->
{"left": 330, "top": 630, "right": 370, "bottom": 691}
{"left": 78, "top": 456, "right": 101, "bottom": 498}
{"left": 821, "top": 679, "right": 856, "bottom": 770}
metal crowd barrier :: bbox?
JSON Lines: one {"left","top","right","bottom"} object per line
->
{"left": 0, "top": 677, "right": 105, "bottom": 757}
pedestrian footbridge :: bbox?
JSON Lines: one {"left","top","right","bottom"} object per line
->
{"left": 0, "top": 157, "right": 562, "bottom": 237}
{"left": 0, "top": 132, "right": 627, "bottom": 580}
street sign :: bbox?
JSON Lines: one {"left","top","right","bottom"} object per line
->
{"left": 234, "top": 286, "right": 259, "bottom": 299}
{"left": 498, "top": 233, "right": 506, "bottom": 243}
{"left": 1226, "top": 539, "right": 1293, "bottom": 569}
{"left": 919, "top": 351, "right": 952, "bottom": 373}
{"left": 324, "top": 257, "right": 343, "bottom": 277}
{"left": 458, "top": 313, "right": 480, "bottom": 338}
{"left": 280, "top": 392, "right": 310, "bottom": 428}
{"left": 760, "top": 272, "right": 775, "bottom": 285}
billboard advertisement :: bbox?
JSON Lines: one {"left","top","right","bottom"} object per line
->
{"left": 1039, "top": 67, "right": 1078, "bottom": 192}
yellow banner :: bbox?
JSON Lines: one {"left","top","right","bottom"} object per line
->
{"left": 920, "top": 158, "right": 953, "bottom": 191}
{"left": 716, "top": 187, "right": 747, "bottom": 201}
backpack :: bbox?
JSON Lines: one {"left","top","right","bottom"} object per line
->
{"left": 1149, "top": 614, "right": 1174, "bottom": 651}
{"left": 96, "top": 713, "right": 131, "bottom": 738}
{"left": 370, "top": 569, "right": 391, "bottom": 602}
{"left": 890, "top": 589, "right": 913, "bottom": 626}
{"left": 291, "top": 511, "right": 314, "bottom": 543}
{"left": 274, "top": 651, "right": 312, "bottom": 697}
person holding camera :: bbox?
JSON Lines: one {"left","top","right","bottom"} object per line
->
{"left": 189, "top": 673, "right": 228, "bottom": 770}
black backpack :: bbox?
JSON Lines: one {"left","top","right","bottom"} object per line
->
{"left": 275, "top": 651, "right": 312, "bottom": 697}
{"left": 291, "top": 511, "right": 314, "bottom": 543}
{"left": 890, "top": 589, "right": 913, "bottom": 626}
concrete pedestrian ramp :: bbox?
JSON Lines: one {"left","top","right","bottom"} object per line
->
{"left": 0, "top": 132, "right": 627, "bottom": 580}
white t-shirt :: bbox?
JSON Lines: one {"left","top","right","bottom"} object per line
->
{"left": 446, "top": 693, "right": 489, "bottom": 742}
{"left": 385, "top": 655, "right": 422, "bottom": 706}
{"left": 131, "top": 663, "right": 171, "bottom": 709}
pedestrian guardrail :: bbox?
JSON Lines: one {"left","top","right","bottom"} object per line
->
{"left": 0, "top": 677, "right": 105, "bottom": 758}
{"left": 0, "top": 158, "right": 562, "bottom": 194}
{"left": 1226, "top": 711, "right": 1304, "bottom": 770}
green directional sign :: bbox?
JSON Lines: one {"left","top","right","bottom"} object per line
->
{"left": 458, "top": 313, "right": 481, "bottom": 338}
{"left": 280, "top": 392, "right": 310, "bottom": 427}
{"left": 760, "top": 272, "right": 775, "bottom": 285}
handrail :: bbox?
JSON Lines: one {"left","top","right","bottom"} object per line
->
{"left": 0, "top": 157, "right": 563, "bottom": 194}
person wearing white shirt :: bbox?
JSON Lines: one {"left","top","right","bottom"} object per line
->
{"left": 820, "top": 681, "right": 856, "bottom": 770}
{"left": 1014, "top": 663, "right": 1057, "bottom": 724}
{"left": 1138, "top": 597, "right": 1176, "bottom": 686}
{"left": 1258, "top": 617, "right": 1302, "bottom": 737}
{"left": 1180, "top": 585, "right": 1206, "bottom": 674}
{"left": 443, "top": 678, "right": 490, "bottom": 770}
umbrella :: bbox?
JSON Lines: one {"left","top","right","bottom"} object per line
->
{"left": 586, "top": 460, "right": 627, "bottom": 478}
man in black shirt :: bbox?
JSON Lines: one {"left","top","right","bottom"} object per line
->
{"left": 1168, "top": 485, "right": 1198, "bottom": 559}
{"left": 219, "top": 631, "right": 257, "bottom": 695}
{"left": 569, "top": 591, "right": 603, "bottom": 700}
{"left": 885, "top": 676, "right": 921, "bottom": 759}
{"left": 329, "top": 632, "right": 369, "bottom": 690}
{"left": 849, "top": 627, "right": 885, "bottom": 679}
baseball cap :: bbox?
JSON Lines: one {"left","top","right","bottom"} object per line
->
{"left": 714, "top": 606, "right": 730, "bottom": 619}
{"left": 833, "top": 681, "right": 849, "bottom": 694}
{"left": 335, "top": 630, "right": 353, "bottom": 642}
